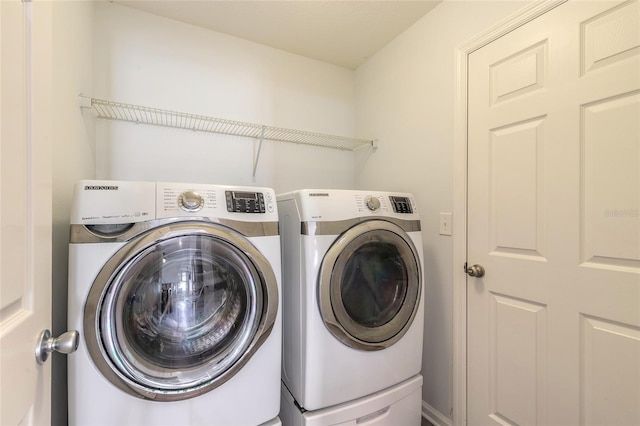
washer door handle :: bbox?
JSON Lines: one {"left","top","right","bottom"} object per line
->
{"left": 35, "top": 329, "right": 79, "bottom": 365}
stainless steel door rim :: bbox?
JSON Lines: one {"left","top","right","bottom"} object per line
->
{"left": 83, "top": 221, "right": 278, "bottom": 401}
{"left": 317, "top": 220, "right": 421, "bottom": 351}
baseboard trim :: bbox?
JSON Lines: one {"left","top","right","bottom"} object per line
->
{"left": 422, "top": 401, "right": 452, "bottom": 426}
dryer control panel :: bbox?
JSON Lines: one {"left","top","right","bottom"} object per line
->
{"left": 278, "top": 189, "right": 419, "bottom": 222}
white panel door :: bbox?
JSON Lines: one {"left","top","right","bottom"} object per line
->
{"left": 0, "top": 0, "right": 53, "bottom": 424}
{"left": 468, "top": 1, "right": 640, "bottom": 425}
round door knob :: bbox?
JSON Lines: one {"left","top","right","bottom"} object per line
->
{"left": 466, "top": 264, "right": 485, "bottom": 278}
{"left": 35, "top": 329, "right": 80, "bottom": 365}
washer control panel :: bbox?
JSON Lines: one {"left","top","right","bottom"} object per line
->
{"left": 158, "top": 183, "right": 276, "bottom": 219}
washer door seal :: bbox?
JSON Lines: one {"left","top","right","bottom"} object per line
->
{"left": 83, "top": 221, "right": 278, "bottom": 401}
{"left": 318, "top": 220, "right": 421, "bottom": 351}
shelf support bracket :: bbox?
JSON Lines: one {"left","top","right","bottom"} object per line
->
{"left": 78, "top": 95, "right": 93, "bottom": 109}
{"left": 252, "top": 126, "right": 265, "bottom": 181}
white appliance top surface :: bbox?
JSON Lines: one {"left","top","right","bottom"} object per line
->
{"left": 277, "top": 188, "right": 420, "bottom": 223}
{"left": 70, "top": 180, "right": 278, "bottom": 225}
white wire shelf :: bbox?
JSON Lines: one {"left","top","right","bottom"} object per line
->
{"left": 79, "top": 96, "right": 376, "bottom": 152}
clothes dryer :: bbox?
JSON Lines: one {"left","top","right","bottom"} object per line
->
{"left": 277, "top": 189, "right": 424, "bottom": 411}
{"left": 68, "top": 180, "right": 281, "bottom": 425}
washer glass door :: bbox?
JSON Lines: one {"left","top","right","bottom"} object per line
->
{"left": 318, "top": 220, "right": 421, "bottom": 351}
{"left": 84, "top": 222, "right": 278, "bottom": 401}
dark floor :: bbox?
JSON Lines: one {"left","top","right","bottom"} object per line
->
{"left": 421, "top": 417, "right": 435, "bottom": 426}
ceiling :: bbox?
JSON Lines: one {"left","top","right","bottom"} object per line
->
{"left": 114, "top": 1, "right": 442, "bottom": 69}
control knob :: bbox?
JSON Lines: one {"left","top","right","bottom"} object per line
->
{"left": 179, "top": 191, "right": 204, "bottom": 212}
{"left": 365, "top": 196, "right": 381, "bottom": 212}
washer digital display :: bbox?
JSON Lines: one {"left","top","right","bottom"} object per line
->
{"left": 226, "top": 191, "right": 266, "bottom": 213}
{"left": 389, "top": 196, "right": 413, "bottom": 214}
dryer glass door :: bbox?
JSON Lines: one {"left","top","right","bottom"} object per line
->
{"left": 318, "top": 220, "right": 421, "bottom": 351}
{"left": 84, "top": 223, "right": 278, "bottom": 401}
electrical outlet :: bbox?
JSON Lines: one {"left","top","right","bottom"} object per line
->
{"left": 439, "top": 213, "right": 452, "bottom": 236}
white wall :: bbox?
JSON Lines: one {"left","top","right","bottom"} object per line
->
{"left": 354, "top": 1, "right": 532, "bottom": 422}
{"left": 94, "top": 2, "right": 359, "bottom": 192}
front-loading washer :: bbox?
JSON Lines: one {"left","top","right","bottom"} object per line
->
{"left": 277, "top": 189, "right": 424, "bottom": 412}
{"left": 68, "top": 180, "right": 282, "bottom": 426}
